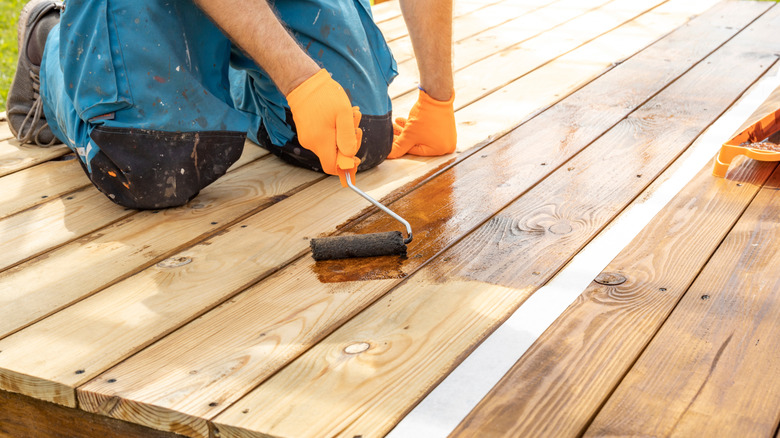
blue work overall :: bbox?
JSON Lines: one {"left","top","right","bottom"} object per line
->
{"left": 40, "top": 0, "right": 397, "bottom": 209}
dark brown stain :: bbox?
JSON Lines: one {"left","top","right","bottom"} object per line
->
{"left": 313, "top": 255, "right": 407, "bottom": 283}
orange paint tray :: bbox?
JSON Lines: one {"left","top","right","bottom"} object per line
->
{"left": 713, "top": 107, "right": 780, "bottom": 177}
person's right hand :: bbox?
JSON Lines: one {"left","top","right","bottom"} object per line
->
{"left": 286, "top": 69, "right": 362, "bottom": 187}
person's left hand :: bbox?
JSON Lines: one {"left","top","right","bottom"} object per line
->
{"left": 388, "top": 89, "right": 456, "bottom": 159}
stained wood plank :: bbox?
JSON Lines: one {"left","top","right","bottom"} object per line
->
{"left": 451, "top": 157, "right": 776, "bottom": 437}
{"left": 211, "top": 8, "right": 780, "bottom": 437}
{"left": 451, "top": 62, "right": 780, "bottom": 437}
{"left": 0, "top": 143, "right": 266, "bottom": 274}
{"left": 72, "top": 1, "right": 751, "bottom": 436}
{"left": 0, "top": 389, "right": 184, "bottom": 438}
{"left": 0, "top": 0, "right": 684, "bottom": 413}
{"left": 585, "top": 167, "right": 780, "bottom": 437}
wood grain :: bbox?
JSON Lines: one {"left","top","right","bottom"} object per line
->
{"left": 0, "top": 153, "right": 312, "bottom": 341}
{"left": 377, "top": 0, "right": 508, "bottom": 43}
{"left": 0, "top": 158, "right": 91, "bottom": 220}
{"left": 211, "top": 4, "right": 780, "bottom": 437}
{"left": 585, "top": 166, "right": 780, "bottom": 437}
{"left": 451, "top": 155, "right": 776, "bottom": 437}
{"left": 389, "top": 0, "right": 615, "bottom": 103}
{"left": 0, "top": 138, "right": 69, "bottom": 177}
{"left": 389, "top": 0, "right": 564, "bottom": 92}
{"left": 0, "top": 0, "right": 665, "bottom": 413}
{"left": 451, "top": 54, "right": 780, "bottom": 437}
{"left": 0, "top": 117, "right": 12, "bottom": 142}
{"left": 451, "top": 0, "right": 719, "bottom": 151}
{"left": 67, "top": 1, "right": 727, "bottom": 434}
{"left": 0, "top": 142, "right": 266, "bottom": 274}
{"left": 0, "top": 389, "right": 184, "bottom": 438}
{"left": 73, "top": 1, "right": 758, "bottom": 435}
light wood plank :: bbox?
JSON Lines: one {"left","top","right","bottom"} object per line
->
{"left": 369, "top": 0, "right": 402, "bottom": 24}
{"left": 585, "top": 167, "right": 780, "bottom": 437}
{"left": 0, "top": 389, "right": 184, "bottom": 438}
{"left": 73, "top": 1, "right": 751, "bottom": 435}
{"left": 388, "top": 0, "right": 613, "bottom": 100}
{"left": 0, "top": 138, "right": 69, "bottom": 177}
{"left": 211, "top": 7, "right": 780, "bottom": 437}
{"left": 376, "top": 0, "right": 513, "bottom": 43}
{"left": 0, "top": 143, "right": 266, "bottom": 274}
{"left": 0, "top": 115, "right": 12, "bottom": 142}
{"left": 0, "top": 0, "right": 678, "bottom": 411}
{"left": 0, "top": 158, "right": 91, "bottom": 221}
{"left": 0, "top": 152, "right": 310, "bottom": 341}
{"left": 448, "top": 0, "right": 719, "bottom": 150}
{"left": 0, "top": 187, "right": 131, "bottom": 272}
{"left": 386, "top": 0, "right": 566, "bottom": 67}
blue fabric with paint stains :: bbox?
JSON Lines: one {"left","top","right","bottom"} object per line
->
{"left": 40, "top": 0, "right": 397, "bottom": 168}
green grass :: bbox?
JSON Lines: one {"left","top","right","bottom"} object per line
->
{"left": 0, "top": 0, "right": 24, "bottom": 113}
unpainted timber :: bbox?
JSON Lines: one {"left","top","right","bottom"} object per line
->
{"left": 74, "top": 1, "right": 746, "bottom": 436}
{"left": 0, "top": 389, "right": 184, "bottom": 438}
{"left": 0, "top": 152, "right": 311, "bottom": 340}
{"left": 0, "top": 143, "right": 266, "bottom": 276}
{"left": 0, "top": 139, "right": 69, "bottom": 177}
{"left": 376, "top": 0, "right": 509, "bottom": 43}
{"left": 390, "top": 0, "right": 614, "bottom": 101}
{"left": 210, "top": 4, "right": 780, "bottom": 438}
{"left": 387, "top": 0, "right": 583, "bottom": 93}
{"left": 452, "top": 0, "right": 718, "bottom": 150}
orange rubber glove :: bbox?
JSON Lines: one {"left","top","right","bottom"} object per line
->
{"left": 286, "top": 69, "right": 362, "bottom": 187}
{"left": 388, "top": 89, "right": 457, "bottom": 159}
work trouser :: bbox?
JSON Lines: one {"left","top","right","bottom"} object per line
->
{"left": 41, "top": 0, "right": 397, "bottom": 209}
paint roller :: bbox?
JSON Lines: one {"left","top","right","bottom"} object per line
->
{"left": 310, "top": 173, "right": 412, "bottom": 260}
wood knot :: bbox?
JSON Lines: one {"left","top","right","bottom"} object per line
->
{"left": 594, "top": 272, "right": 627, "bottom": 286}
{"left": 548, "top": 221, "right": 573, "bottom": 235}
{"left": 156, "top": 256, "right": 193, "bottom": 268}
{"left": 344, "top": 342, "right": 370, "bottom": 354}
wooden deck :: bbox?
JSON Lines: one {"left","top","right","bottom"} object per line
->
{"left": 1, "top": 0, "right": 779, "bottom": 437}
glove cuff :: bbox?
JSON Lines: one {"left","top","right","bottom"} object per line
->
{"left": 419, "top": 88, "right": 455, "bottom": 107}
{"left": 286, "top": 69, "right": 330, "bottom": 103}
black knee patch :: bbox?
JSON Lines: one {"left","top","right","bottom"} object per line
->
{"left": 86, "top": 127, "right": 246, "bottom": 209}
{"left": 256, "top": 110, "right": 392, "bottom": 173}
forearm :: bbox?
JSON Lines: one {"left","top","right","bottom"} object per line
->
{"left": 194, "top": 0, "right": 319, "bottom": 95}
{"left": 398, "top": 0, "right": 454, "bottom": 101}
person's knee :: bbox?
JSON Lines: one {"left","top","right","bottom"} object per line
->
{"left": 356, "top": 112, "right": 393, "bottom": 171}
{"left": 85, "top": 127, "right": 246, "bottom": 210}
{"left": 253, "top": 110, "right": 392, "bottom": 174}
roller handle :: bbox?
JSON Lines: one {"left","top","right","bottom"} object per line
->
{"left": 344, "top": 173, "right": 413, "bottom": 244}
